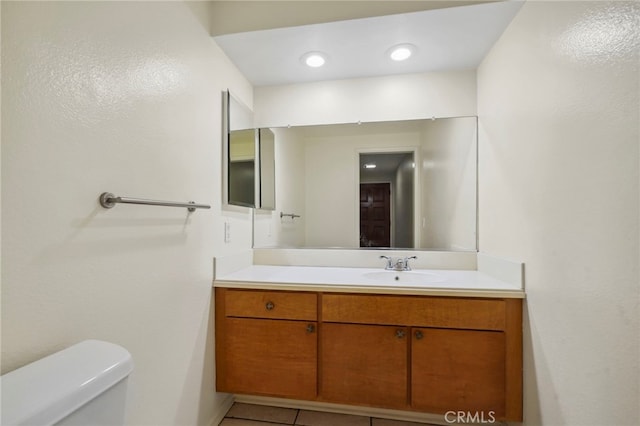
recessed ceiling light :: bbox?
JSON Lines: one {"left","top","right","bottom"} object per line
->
{"left": 301, "top": 52, "right": 327, "bottom": 68}
{"left": 364, "top": 163, "right": 377, "bottom": 169}
{"left": 389, "top": 44, "right": 416, "bottom": 61}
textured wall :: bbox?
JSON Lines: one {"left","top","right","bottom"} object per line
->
{"left": 478, "top": 1, "right": 639, "bottom": 424}
{"left": 1, "top": 1, "right": 251, "bottom": 424}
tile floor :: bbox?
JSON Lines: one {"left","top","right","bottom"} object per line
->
{"left": 220, "top": 403, "right": 438, "bottom": 426}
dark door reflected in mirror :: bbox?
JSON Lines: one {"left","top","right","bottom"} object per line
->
{"left": 359, "top": 152, "right": 414, "bottom": 248}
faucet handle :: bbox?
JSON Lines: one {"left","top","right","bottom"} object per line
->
{"left": 379, "top": 255, "right": 393, "bottom": 270}
{"left": 403, "top": 256, "right": 417, "bottom": 271}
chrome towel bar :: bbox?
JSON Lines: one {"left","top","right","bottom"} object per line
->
{"left": 280, "top": 212, "right": 301, "bottom": 219}
{"left": 99, "top": 192, "right": 210, "bottom": 212}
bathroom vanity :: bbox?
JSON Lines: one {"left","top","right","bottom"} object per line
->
{"left": 214, "top": 265, "right": 524, "bottom": 422}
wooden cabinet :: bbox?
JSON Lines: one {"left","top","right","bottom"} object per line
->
{"left": 216, "top": 289, "right": 318, "bottom": 399}
{"left": 411, "top": 328, "right": 506, "bottom": 416}
{"left": 215, "top": 287, "right": 523, "bottom": 421}
{"left": 321, "top": 323, "right": 408, "bottom": 408}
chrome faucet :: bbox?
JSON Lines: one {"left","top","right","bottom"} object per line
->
{"left": 380, "top": 255, "right": 417, "bottom": 271}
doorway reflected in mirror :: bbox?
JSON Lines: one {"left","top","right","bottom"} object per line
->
{"left": 359, "top": 152, "right": 414, "bottom": 248}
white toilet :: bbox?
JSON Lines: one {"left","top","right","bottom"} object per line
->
{"left": 1, "top": 340, "right": 133, "bottom": 425}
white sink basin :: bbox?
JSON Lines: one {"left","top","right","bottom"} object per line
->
{"left": 362, "top": 271, "right": 445, "bottom": 284}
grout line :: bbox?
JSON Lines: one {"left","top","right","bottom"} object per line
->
{"left": 225, "top": 402, "right": 303, "bottom": 425}
{"left": 225, "top": 415, "right": 296, "bottom": 425}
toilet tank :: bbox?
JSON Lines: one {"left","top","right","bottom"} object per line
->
{"left": 1, "top": 340, "right": 134, "bottom": 426}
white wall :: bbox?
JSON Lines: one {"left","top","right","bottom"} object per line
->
{"left": 254, "top": 70, "right": 477, "bottom": 128}
{"left": 478, "top": 1, "right": 639, "bottom": 425}
{"left": 420, "top": 117, "right": 477, "bottom": 251}
{"left": 1, "top": 2, "right": 252, "bottom": 425}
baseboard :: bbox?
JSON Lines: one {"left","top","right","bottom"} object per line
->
{"left": 234, "top": 395, "right": 449, "bottom": 425}
{"left": 208, "top": 393, "right": 235, "bottom": 426}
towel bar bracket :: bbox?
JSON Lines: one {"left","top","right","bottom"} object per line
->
{"left": 99, "top": 192, "right": 117, "bottom": 209}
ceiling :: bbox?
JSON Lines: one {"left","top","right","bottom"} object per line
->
{"left": 213, "top": 1, "right": 523, "bottom": 86}
{"left": 360, "top": 153, "right": 413, "bottom": 178}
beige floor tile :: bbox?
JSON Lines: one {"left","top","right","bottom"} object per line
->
{"left": 225, "top": 402, "right": 298, "bottom": 424}
{"left": 295, "top": 410, "right": 370, "bottom": 426}
{"left": 372, "top": 418, "right": 436, "bottom": 426}
{"left": 220, "top": 419, "right": 291, "bottom": 426}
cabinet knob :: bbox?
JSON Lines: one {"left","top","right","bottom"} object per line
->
{"left": 306, "top": 324, "right": 316, "bottom": 333}
{"left": 265, "top": 301, "right": 275, "bottom": 310}
{"left": 415, "top": 330, "right": 424, "bottom": 340}
{"left": 395, "top": 329, "right": 406, "bottom": 339}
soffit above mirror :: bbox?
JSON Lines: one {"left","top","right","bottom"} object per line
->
{"left": 213, "top": 1, "right": 522, "bottom": 86}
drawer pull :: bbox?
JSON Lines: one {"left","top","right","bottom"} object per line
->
{"left": 265, "top": 301, "right": 275, "bottom": 311}
{"left": 395, "top": 329, "right": 406, "bottom": 339}
{"left": 306, "top": 324, "right": 316, "bottom": 333}
{"left": 415, "top": 330, "right": 424, "bottom": 340}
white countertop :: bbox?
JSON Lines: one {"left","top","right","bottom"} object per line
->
{"left": 214, "top": 265, "right": 525, "bottom": 298}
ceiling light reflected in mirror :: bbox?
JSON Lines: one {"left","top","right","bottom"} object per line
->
{"left": 301, "top": 52, "right": 327, "bottom": 68}
{"left": 389, "top": 44, "right": 415, "bottom": 61}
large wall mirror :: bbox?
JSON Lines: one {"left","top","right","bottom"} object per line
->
{"left": 253, "top": 116, "right": 477, "bottom": 251}
{"left": 223, "top": 91, "right": 276, "bottom": 210}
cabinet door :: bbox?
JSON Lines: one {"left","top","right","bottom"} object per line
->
{"left": 321, "top": 323, "right": 408, "bottom": 409}
{"left": 411, "top": 328, "right": 506, "bottom": 417}
{"left": 220, "top": 318, "right": 317, "bottom": 399}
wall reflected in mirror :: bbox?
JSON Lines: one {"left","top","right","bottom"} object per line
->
{"left": 228, "top": 128, "right": 256, "bottom": 207}
{"left": 259, "top": 128, "right": 276, "bottom": 210}
{"left": 253, "top": 116, "right": 477, "bottom": 251}
{"left": 224, "top": 91, "right": 276, "bottom": 210}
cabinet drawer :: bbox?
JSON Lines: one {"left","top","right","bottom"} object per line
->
{"left": 322, "top": 294, "right": 506, "bottom": 331}
{"left": 225, "top": 289, "right": 317, "bottom": 321}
